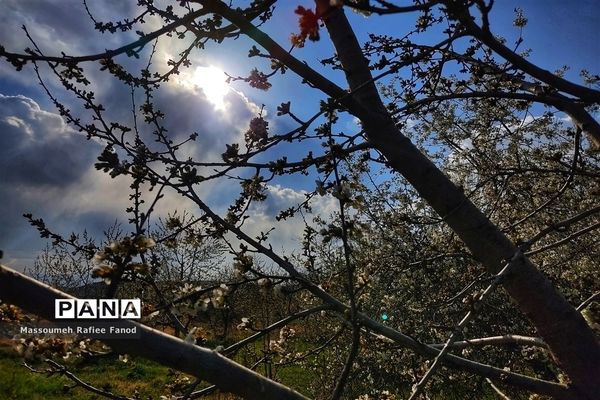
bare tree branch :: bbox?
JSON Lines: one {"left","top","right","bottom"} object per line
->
{"left": 25, "top": 359, "right": 135, "bottom": 400}
{"left": 577, "top": 291, "right": 600, "bottom": 312}
{"left": 429, "top": 335, "right": 547, "bottom": 350}
{"left": 448, "top": 0, "right": 600, "bottom": 103}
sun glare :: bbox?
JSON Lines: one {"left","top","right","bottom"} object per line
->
{"left": 190, "top": 65, "right": 230, "bottom": 111}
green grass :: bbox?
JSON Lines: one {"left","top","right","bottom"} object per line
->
{"left": 276, "top": 363, "right": 315, "bottom": 394}
{"left": 0, "top": 353, "right": 174, "bottom": 400}
{"left": 1, "top": 356, "right": 70, "bottom": 400}
{"left": 0, "top": 341, "right": 315, "bottom": 400}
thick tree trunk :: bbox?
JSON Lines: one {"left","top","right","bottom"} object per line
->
{"left": 317, "top": 2, "right": 600, "bottom": 398}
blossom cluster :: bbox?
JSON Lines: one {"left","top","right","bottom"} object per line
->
{"left": 290, "top": 6, "right": 320, "bottom": 47}
{"left": 269, "top": 326, "right": 296, "bottom": 354}
{"left": 245, "top": 116, "right": 269, "bottom": 146}
{"left": 91, "top": 234, "right": 156, "bottom": 284}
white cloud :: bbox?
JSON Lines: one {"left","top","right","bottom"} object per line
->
{"left": 240, "top": 184, "right": 337, "bottom": 257}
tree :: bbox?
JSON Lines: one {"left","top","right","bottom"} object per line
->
{"left": 152, "top": 211, "right": 226, "bottom": 284}
{"left": 1, "top": 1, "right": 599, "bottom": 399}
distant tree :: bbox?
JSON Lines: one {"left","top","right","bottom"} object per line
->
{"left": 27, "top": 243, "right": 96, "bottom": 297}
{"left": 152, "top": 211, "right": 226, "bottom": 284}
{"left": 25, "top": 226, "right": 122, "bottom": 297}
{"left": 1, "top": 1, "right": 599, "bottom": 399}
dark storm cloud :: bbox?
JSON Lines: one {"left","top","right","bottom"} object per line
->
{"left": 0, "top": 94, "right": 98, "bottom": 186}
{"left": 0, "top": 94, "right": 102, "bottom": 267}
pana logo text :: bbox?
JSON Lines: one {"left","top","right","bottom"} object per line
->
{"left": 55, "top": 299, "right": 142, "bottom": 319}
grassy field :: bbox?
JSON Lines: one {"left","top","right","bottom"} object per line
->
{"left": 0, "top": 352, "right": 195, "bottom": 400}
{"left": 0, "top": 339, "right": 314, "bottom": 400}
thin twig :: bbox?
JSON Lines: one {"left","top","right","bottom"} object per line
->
{"left": 24, "top": 359, "right": 135, "bottom": 400}
{"left": 526, "top": 222, "right": 600, "bottom": 256}
{"left": 408, "top": 251, "right": 522, "bottom": 400}
{"left": 486, "top": 378, "right": 512, "bottom": 400}
{"left": 577, "top": 291, "right": 600, "bottom": 312}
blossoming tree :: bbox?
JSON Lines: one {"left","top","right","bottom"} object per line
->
{"left": 1, "top": 0, "right": 599, "bottom": 399}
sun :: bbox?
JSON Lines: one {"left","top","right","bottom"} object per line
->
{"left": 189, "top": 65, "right": 231, "bottom": 111}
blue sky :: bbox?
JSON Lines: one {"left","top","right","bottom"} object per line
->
{"left": 0, "top": 0, "right": 598, "bottom": 270}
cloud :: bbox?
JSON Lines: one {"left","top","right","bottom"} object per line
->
{"left": 152, "top": 83, "right": 256, "bottom": 158}
{"left": 0, "top": 94, "right": 101, "bottom": 267}
{"left": 0, "top": 95, "right": 96, "bottom": 185}
{"left": 0, "top": 79, "right": 263, "bottom": 270}
{"left": 0, "top": 0, "right": 138, "bottom": 89}
{"left": 0, "top": 2, "right": 296, "bottom": 272}
{"left": 240, "top": 184, "right": 337, "bottom": 257}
